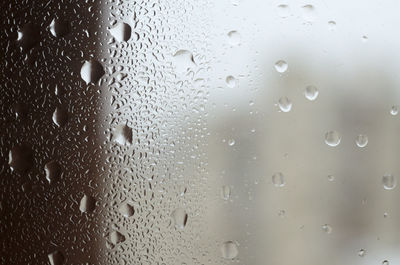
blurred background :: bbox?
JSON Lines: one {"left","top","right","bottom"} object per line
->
{"left": 1, "top": 0, "right": 400, "bottom": 264}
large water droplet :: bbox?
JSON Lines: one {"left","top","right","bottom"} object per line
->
{"left": 304, "top": 85, "right": 319, "bottom": 101}
{"left": 109, "top": 22, "right": 132, "bottom": 42}
{"left": 302, "top": 5, "right": 316, "bottom": 23}
{"left": 390, "top": 105, "right": 398, "bottom": 116}
{"left": 110, "top": 231, "right": 125, "bottom": 244}
{"left": 272, "top": 172, "right": 285, "bottom": 187}
{"left": 382, "top": 174, "right": 396, "bottom": 190}
{"left": 328, "top": 21, "right": 336, "bottom": 31}
{"left": 274, "top": 60, "right": 288, "bottom": 73}
{"left": 44, "top": 160, "right": 61, "bottom": 184}
{"left": 119, "top": 202, "right": 134, "bottom": 217}
{"left": 325, "top": 131, "right": 341, "bottom": 147}
{"left": 113, "top": 124, "right": 133, "bottom": 145}
{"left": 52, "top": 107, "right": 68, "bottom": 127}
{"left": 355, "top": 134, "right": 368, "bottom": 148}
{"left": 79, "top": 194, "right": 96, "bottom": 213}
{"left": 172, "top": 50, "right": 196, "bottom": 73}
{"left": 278, "top": 96, "right": 292, "bottom": 112}
{"left": 277, "top": 4, "right": 291, "bottom": 18}
{"left": 48, "top": 250, "right": 64, "bottom": 265}
{"left": 382, "top": 261, "right": 389, "bottom": 265}
{"left": 49, "top": 19, "right": 70, "bottom": 37}
{"left": 17, "top": 23, "right": 40, "bottom": 51}
{"left": 227, "top": 30, "right": 241, "bottom": 46}
{"left": 80, "top": 60, "right": 105, "bottom": 85}
{"left": 221, "top": 241, "right": 239, "bottom": 259}
{"left": 8, "top": 144, "right": 33, "bottom": 172}
{"left": 226, "top": 75, "right": 237, "bottom": 88}
{"left": 171, "top": 208, "right": 188, "bottom": 229}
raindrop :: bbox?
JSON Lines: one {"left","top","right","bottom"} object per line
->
{"left": 172, "top": 50, "right": 196, "bottom": 73}
{"left": 274, "top": 60, "right": 288, "bottom": 73}
{"left": 322, "top": 224, "right": 332, "bottom": 234}
{"left": 327, "top": 175, "right": 335, "bottom": 181}
{"left": 225, "top": 75, "right": 237, "bottom": 88}
{"left": 52, "top": 107, "right": 68, "bottom": 127}
{"left": 49, "top": 19, "right": 70, "bottom": 37}
{"left": 13, "top": 103, "right": 28, "bottom": 119}
{"left": 109, "top": 22, "right": 132, "bottom": 42}
{"left": 278, "top": 96, "right": 292, "bottom": 112}
{"left": 382, "top": 174, "right": 396, "bottom": 190}
{"left": 113, "top": 124, "right": 133, "bottom": 146}
{"left": 119, "top": 203, "right": 134, "bottom": 217}
{"left": 390, "top": 105, "right": 398, "bottom": 116}
{"left": 302, "top": 5, "right": 316, "bottom": 22}
{"left": 8, "top": 144, "right": 33, "bottom": 172}
{"left": 80, "top": 60, "right": 105, "bottom": 85}
{"left": 272, "top": 172, "right": 285, "bottom": 187}
{"left": 277, "top": 4, "right": 291, "bottom": 18}
{"left": 328, "top": 21, "right": 336, "bottom": 31}
{"left": 221, "top": 241, "right": 239, "bottom": 259}
{"left": 227, "top": 30, "right": 241, "bottom": 46}
{"left": 358, "top": 249, "right": 366, "bottom": 257}
{"left": 304, "top": 85, "right": 319, "bottom": 101}
{"left": 325, "top": 131, "right": 341, "bottom": 147}
{"left": 171, "top": 208, "right": 188, "bottom": 229}
{"left": 110, "top": 231, "right": 125, "bottom": 244}
{"left": 79, "top": 194, "right": 96, "bottom": 213}
{"left": 382, "top": 261, "right": 389, "bottom": 265}
{"left": 221, "top": 185, "right": 231, "bottom": 200}
{"left": 44, "top": 160, "right": 61, "bottom": 184}
{"left": 228, "top": 139, "right": 235, "bottom": 146}
{"left": 17, "top": 23, "right": 40, "bottom": 51}
{"left": 355, "top": 134, "right": 368, "bottom": 148}
{"left": 48, "top": 250, "right": 64, "bottom": 265}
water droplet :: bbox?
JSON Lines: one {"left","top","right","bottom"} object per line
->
{"left": 110, "top": 231, "right": 125, "bottom": 244}
{"left": 390, "top": 105, "right": 398, "bottom": 115}
{"left": 79, "top": 194, "right": 96, "bottom": 213}
{"left": 382, "top": 174, "right": 396, "bottom": 190}
{"left": 172, "top": 50, "right": 196, "bottom": 73}
{"left": 277, "top": 4, "right": 291, "bottom": 18}
{"left": 48, "top": 250, "right": 64, "bottom": 265}
{"left": 119, "top": 203, "right": 134, "bottom": 217}
{"left": 227, "top": 30, "right": 241, "bottom": 46}
{"left": 384, "top": 212, "right": 388, "bottom": 218}
{"left": 221, "top": 241, "right": 238, "bottom": 259}
{"left": 278, "top": 96, "right": 292, "bottom": 112}
{"left": 325, "top": 131, "right": 341, "bottom": 147}
{"left": 327, "top": 175, "right": 335, "bottom": 181}
{"left": 358, "top": 249, "right": 366, "bottom": 257}
{"left": 221, "top": 185, "right": 231, "bottom": 200}
{"left": 355, "top": 134, "right": 368, "bottom": 148}
{"left": 304, "top": 85, "right": 319, "bottom": 101}
{"left": 52, "top": 107, "right": 68, "bottom": 127}
{"left": 225, "top": 75, "right": 237, "bottom": 88}
{"left": 322, "top": 224, "right": 332, "bottom": 234}
{"left": 113, "top": 124, "right": 133, "bottom": 145}
{"left": 171, "top": 208, "right": 188, "bottom": 229}
{"left": 328, "top": 21, "right": 336, "bottom": 31}
{"left": 362, "top": 35, "right": 368, "bottom": 42}
{"left": 278, "top": 210, "right": 286, "bottom": 217}
{"left": 8, "top": 144, "right": 33, "bottom": 172}
{"left": 382, "top": 260, "right": 389, "bottom": 265}
{"left": 17, "top": 23, "right": 40, "bottom": 51}
{"left": 44, "top": 160, "right": 61, "bottom": 184}
{"left": 13, "top": 102, "right": 28, "bottom": 119}
{"left": 302, "top": 5, "right": 316, "bottom": 23}
{"left": 274, "top": 60, "right": 288, "bottom": 73}
{"left": 109, "top": 22, "right": 132, "bottom": 42}
{"left": 272, "top": 172, "right": 285, "bottom": 187}
{"left": 49, "top": 19, "right": 70, "bottom": 37}
{"left": 80, "top": 60, "right": 105, "bottom": 85}
{"left": 228, "top": 139, "right": 235, "bottom": 146}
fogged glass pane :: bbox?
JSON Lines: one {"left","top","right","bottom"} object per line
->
{"left": 1, "top": 0, "right": 400, "bottom": 264}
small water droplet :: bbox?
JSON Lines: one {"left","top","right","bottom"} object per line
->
{"left": 80, "top": 60, "right": 105, "bottom": 85}
{"left": 228, "top": 139, "right": 235, "bottom": 146}
{"left": 362, "top": 35, "right": 368, "bottom": 42}
{"left": 327, "top": 175, "right": 335, "bottom": 181}
{"left": 382, "top": 260, "right": 389, "bottom": 265}
{"left": 79, "top": 194, "right": 96, "bottom": 213}
{"left": 302, "top": 5, "right": 316, "bottom": 23}
{"left": 355, "top": 134, "right": 368, "bottom": 148}
{"left": 44, "top": 160, "right": 61, "bottom": 184}
{"left": 109, "top": 22, "right": 132, "bottom": 42}
{"left": 390, "top": 105, "right": 398, "bottom": 115}
{"left": 49, "top": 19, "right": 70, "bottom": 37}
{"left": 358, "top": 249, "right": 366, "bottom": 257}
{"left": 272, "top": 172, "right": 285, "bottom": 187}
{"left": 278, "top": 96, "right": 292, "bottom": 112}
{"left": 171, "top": 208, "right": 188, "bottom": 229}
{"left": 119, "top": 203, "right": 134, "bottom": 217}
{"left": 325, "top": 131, "right": 341, "bottom": 147}
{"left": 113, "top": 124, "right": 133, "bottom": 146}
{"left": 278, "top": 210, "right": 286, "bottom": 217}
{"left": 221, "top": 241, "right": 239, "bottom": 259}
{"left": 274, "top": 60, "right": 288, "bottom": 73}
{"left": 226, "top": 75, "right": 237, "bottom": 88}
{"left": 277, "top": 4, "right": 291, "bottom": 18}
{"left": 110, "top": 231, "right": 125, "bottom": 244}
{"left": 172, "top": 50, "right": 196, "bottom": 73}
{"left": 48, "top": 250, "right": 64, "bottom": 265}
{"left": 328, "top": 21, "right": 336, "bottom": 31}
{"left": 322, "top": 224, "right": 332, "bottom": 234}
{"left": 52, "top": 107, "right": 68, "bottom": 127}
{"left": 382, "top": 174, "right": 396, "bottom": 190}
{"left": 221, "top": 186, "right": 231, "bottom": 200}
{"left": 227, "top": 30, "right": 241, "bottom": 46}
{"left": 8, "top": 144, "right": 33, "bottom": 172}
{"left": 304, "top": 85, "right": 319, "bottom": 101}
